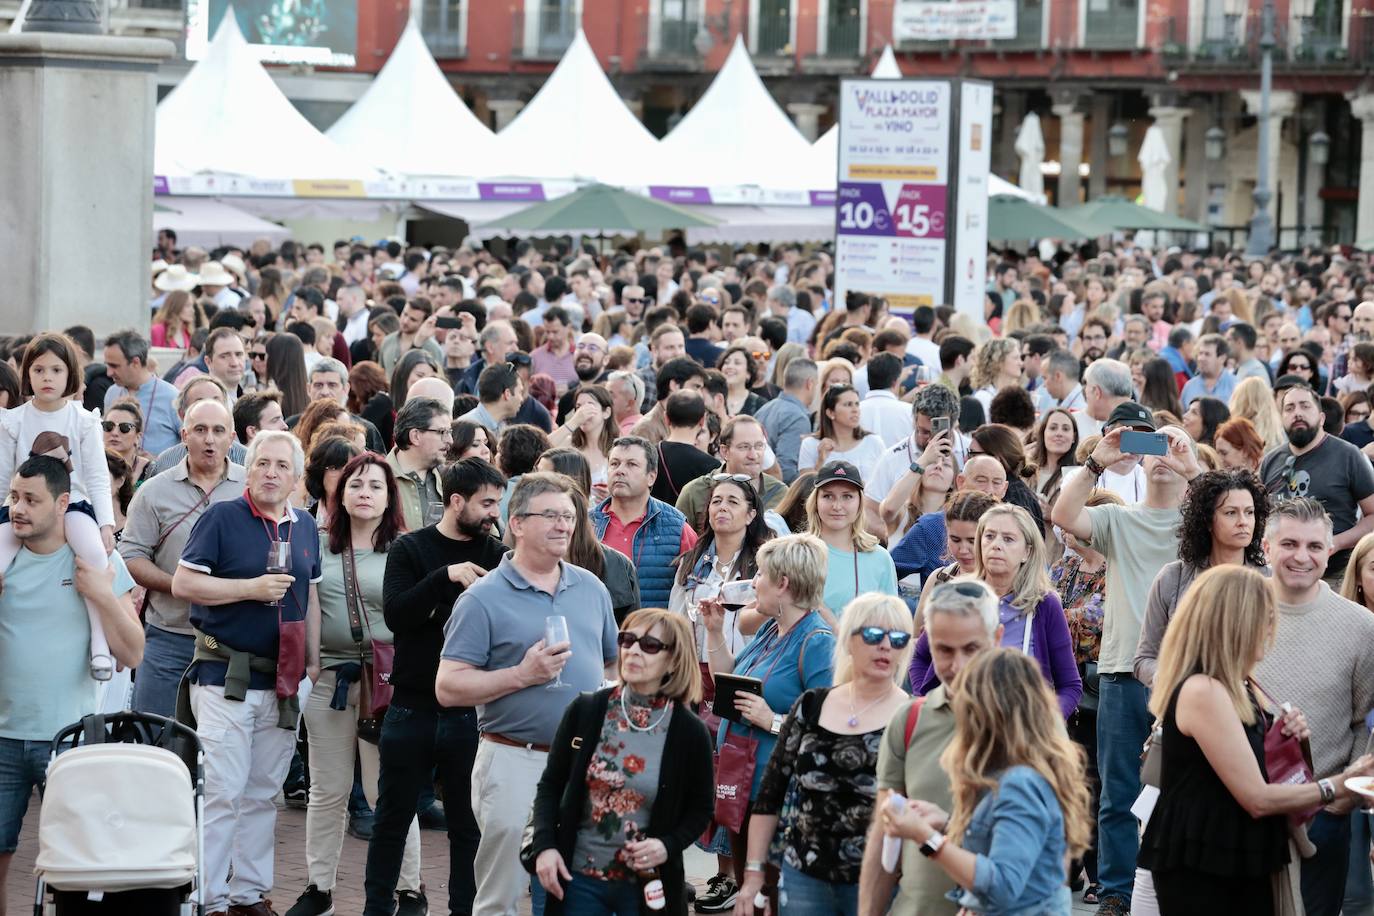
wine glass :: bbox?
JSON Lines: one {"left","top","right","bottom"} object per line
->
{"left": 545, "top": 615, "right": 570, "bottom": 689}
{"left": 265, "top": 540, "right": 292, "bottom": 575}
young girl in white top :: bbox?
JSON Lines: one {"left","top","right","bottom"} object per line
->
{"left": 0, "top": 335, "right": 117, "bottom": 679}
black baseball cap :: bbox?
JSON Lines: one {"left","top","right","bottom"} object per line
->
{"left": 815, "top": 459, "right": 864, "bottom": 491}
{"left": 504, "top": 351, "right": 532, "bottom": 368}
{"left": 1272, "top": 374, "right": 1313, "bottom": 396}
{"left": 1104, "top": 400, "right": 1157, "bottom": 431}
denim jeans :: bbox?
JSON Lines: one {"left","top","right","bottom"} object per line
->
{"left": 0, "top": 737, "right": 50, "bottom": 852}
{"left": 780, "top": 863, "right": 858, "bottom": 916}
{"left": 363, "top": 703, "right": 480, "bottom": 916}
{"left": 562, "top": 874, "right": 641, "bottom": 915}
{"left": 1301, "top": 808, "right": 1353, "bottom": 916}
{"left": 1346, "top": 811, "right": 1374, "bottom": 916}
{"left": 1096, "top": 673, "right": 1150, "bottom": 902}
{"left": 130, "top": 625, "right": 193, "bottom": 719}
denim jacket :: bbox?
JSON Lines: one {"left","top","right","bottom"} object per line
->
{"left": 945, "top": 765, "right": 1072, "bottom": 916}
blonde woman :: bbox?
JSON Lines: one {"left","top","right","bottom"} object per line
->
{"left": 1002, "top": 299, "right": 1042, "bottom": 337}
{"left": 1138, "top": 566, "right": 1373, "bottom": 913}
{"left": 969, "top": 338, "right": 1023, "bottom": 416}
{"left": 1229, "top": 375, "right": 1285, "bottom": 449}
{"left": 150, "top": 290, "right": 205, "bottom": 349}
{"left": 882, "top": 648, "right": 1093, "bottom": 915}
{"left": 770, "top": 342, "right": 808, "bottom": 391}
{"left": 907, "top": 504, "right": 1081, "bottom": 717}
{"left": 735, "top": 595, "right": 913, "bottom": 915}
{"left": 1341, "top": 531, "right": 1374, "bottom": 612}
{"left": 805, "top": 460, "right": 899, "bottom": 626}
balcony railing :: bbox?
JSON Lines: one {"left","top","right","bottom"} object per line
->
{"left": 512, "top": 1, "right": 578, "bottom": 59}
{"left": 823, "top": 0, "right": 863, "bottom": 56}
{"left": 1083, "top": 0, "right": 1139, "bottom": 48}
{"left": 421, "top": 0, "right": 466, "bottom": 58}
{"left": 1165, "top": 7, "right": 1374, "bottom": 67}
{"left": 126, "top": 0, "right": 181, "bottom": 11}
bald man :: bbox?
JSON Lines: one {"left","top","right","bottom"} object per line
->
{"left": 408, "top": 376, "right": 455, "bottom": 414}
{"left": 956, "top": 455, "right": 1009, "bottom": 500}
{"left": 556, "top": 332, "right": 610, "bottom": 422}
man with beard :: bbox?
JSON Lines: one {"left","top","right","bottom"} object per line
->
{"left": 437, "top": 473, "right": 618, "bottom": 916}
{"left": 363, "top": 458, "right": 509, "bottom": 916}
{"left": 1260, "top": 383, "right": 1374, "bottom": 580}
{"left": 555, "top": 332, "right": 609, "bottom": 422}
{"left": 1077, "top": 316, "right": 1111, "bottom": 368}
{"left": 1331, "top": 300, "right": 1374, "bottom": 381}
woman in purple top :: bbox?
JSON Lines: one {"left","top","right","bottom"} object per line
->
{"left": 908, "top": 504, "right": 1082, "bottom": 717}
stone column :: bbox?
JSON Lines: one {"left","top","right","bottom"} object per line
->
{"left": 1088, "top": 94, "right": 1110, "bottom": 199}
{"left": 787, "top": 102, "right": 827, "bottom": 142}
{"left": 0, "top": 32, "right": 173, "bottom": 335}
{"left": 1052, "top": 92, "right": 1085, "bottom": 206}
{"left": 1183, "top": 100, "right": 1209, "bottom": 225}
{"left": 1301, "top": 98, "right": 1326, "bottom": 245}
{"left": 1147, "top": 104, "right": 1190, "bottom": 215}
{"left": 1349, "top": 92, "right": 1374, "bottom": 245}
{"left": 488, "top": 98, "right": 525, "bottom": 131}
{"left": 1240, "top": 89, "right": 1298, "bottom": 223}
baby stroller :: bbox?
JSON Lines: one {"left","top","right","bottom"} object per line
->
{"left": 32, "top": 712, "right": 205, "bottom": 916}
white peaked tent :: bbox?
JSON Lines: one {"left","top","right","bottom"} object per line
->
{"left": 489, "top": 31, "right": 661, "bottom": 185}
{"left": 807, "top": 45, "right": 902, "bottom": 187}
{"left": 657, "top": 36, "right": 815, "bottom": 191}
{"left": 327, "top": 20, "right": 497, "bottom": 177}
{"left": 155, "top": 7, "right": 379, "bottom": 181}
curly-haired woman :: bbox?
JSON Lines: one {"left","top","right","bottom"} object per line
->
{"left": 968, "top": 339, "right": 1023, "bottom": 416}
{"left": 1132, "top": 469, "right": 1270, "bottom": 687}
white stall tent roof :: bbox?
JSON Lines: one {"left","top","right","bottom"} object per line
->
{"left": 153, "top": 197, "right": 290, "bottom": 248}
{"left": 808, "top": 45, "right": 902, "bottom": 188}
{"left": 488, "top": 31, "right": 661, "bottom": 185}
{"left": 155, "top": 7, "right": 379, "bottom": 181}
{"left": 327, "top": 21, "right": 497, "bottom": 177}
{"left": 657, "top": 37, "right": 815, "bottom": 191}
{"left": 684, "top": 205, "right": 836, "bottom": 244}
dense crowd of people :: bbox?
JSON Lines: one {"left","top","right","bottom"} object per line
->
{"left": 1, "top": 230, "right": 1374, "bottom": 916}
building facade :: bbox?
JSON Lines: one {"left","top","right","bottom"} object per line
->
{"left": 6, "top": 0, "right": 1370, "bottom": 246}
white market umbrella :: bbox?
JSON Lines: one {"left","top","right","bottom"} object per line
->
{"left": 1014, "top": 112, "right": 1045, "bottom": 200}
{"left": 1137, "top": 124, "right": 1172, "bottom": 247}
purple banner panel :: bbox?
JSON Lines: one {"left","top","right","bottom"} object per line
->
{"left": 809, "top": 190, "right": 837, "bottom": 206}
{"left": 835, "top": 182, "right": 894, "bottom": 237}
{"left": 649, "top": 186, "right": 713, "bottom": 204}
{"left": 478, "top": 182, "right": 546, "bottom": 201}
{"left": 153, "top": 176, "right": 169, "bottom": 195}
{"left": 893, "top": 184, "right": 948, "bottom": 240}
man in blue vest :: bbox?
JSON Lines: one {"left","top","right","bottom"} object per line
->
{"left": 591, "top": 436, "right": 696, "bottom": 608}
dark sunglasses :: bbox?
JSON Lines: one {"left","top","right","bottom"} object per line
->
{"left": 853, "top": 626, "right": 912, "bottom": 649}
{"left": 625, "top": 296, "right": 650, "bottom": 305}
{"left": 250, "top": 351, "right": 267, "bottom": 360}
{"left": 617, "top": 631, "right": 673, "bottom": 654}
{"left": 101, "top": 421, "right": 137, "bottom": 434}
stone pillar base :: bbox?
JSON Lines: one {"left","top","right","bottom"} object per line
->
{"left": 0, "top": 32, "right": 173, "bottom": 335}
{"left": 787, "top": 102, "right": 827, "bottom": 143}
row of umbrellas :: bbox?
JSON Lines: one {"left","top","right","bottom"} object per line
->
{"left": 484, "top": 184, "right": 1208, "bottom": 240}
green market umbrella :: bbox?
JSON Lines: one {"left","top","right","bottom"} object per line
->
{"left": 988, "top": 195, "right": 1107, "bottom": 240}
{"left": 475, "top": 183, "right": 719, "bottom": 236}
{"left": 1067, "top": 196, "right": 1210, "bottom": 233}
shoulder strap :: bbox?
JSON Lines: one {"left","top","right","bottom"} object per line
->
{"left": 152, "top": 486, "right": 215, "bottom": 554}
{"left": 341, "top": 546, "right": 374, "bottom": 647}
{"left": 657, "top": 442, "right": 678, "bottom": 495}
{"left": 903, "top": 696, "right": 928, "bottom": 747}
{"left": 796, "top": 626, "right": 828, "bottom": 685}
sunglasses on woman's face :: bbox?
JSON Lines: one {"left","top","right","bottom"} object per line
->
{"left": 102, "top": 421, "right": 136, "bottom": 434}
{"left": 852, "top": 626, "right": 912, "bottom": 649}
{"left": 617, "top": 631, "right": 673, "bottom": 654}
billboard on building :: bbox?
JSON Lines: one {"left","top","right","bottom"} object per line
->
{"left": 185, "top": 0, "right": 358, "bottom": 67}
{"left": 892, "top": 0, "right": 1017, "bottom": 41}
{"left": 833, "top": 78, "right": 993, "bottom": 321}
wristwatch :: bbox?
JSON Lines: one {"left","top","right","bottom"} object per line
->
{"left": 908, "top": 460, "right": 925, "bottom": 475}
{"left": 770, "top": 713, "right": 784, "bottom": 736}
{"left": 919, "top": 832, "right": 946, "bottom": 858}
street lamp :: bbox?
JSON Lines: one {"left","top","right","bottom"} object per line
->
{"left": 1309, "top": 128, "right": 1331, "bottom": 165}
{"left": 21, "top": 0, "right": 103, "bottom": 33}
{"left": 1206, "top": 125, "right": 1227, "bottom": 160}
{"left": 1108, "top": 122, "right": 1130, "bottom": 158}
{"left": 1246, "top": 0, "right": 1277, "bottom": 257}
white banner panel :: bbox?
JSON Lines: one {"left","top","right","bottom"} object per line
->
{"left": 893, "top": 0, "right": 1017, "bottom": 41}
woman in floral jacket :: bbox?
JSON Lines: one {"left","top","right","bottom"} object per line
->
{"left": 529, "top": 609, "right": 715, "bottom": 916}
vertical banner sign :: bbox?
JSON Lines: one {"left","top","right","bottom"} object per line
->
{"left": 834, "top": 80, "right": 951, "bottom": 318}
{"left": 951, "top": 82, "right": 994, "bottom": 320}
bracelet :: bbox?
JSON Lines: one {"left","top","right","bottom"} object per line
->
{"left": 744, "top": 860, "right": 767, "bottom": 874}
{"left": 706, "top": 638, "right": 727, "bottom": 653}
{"left": 1318, "top": 777, "right": 1336, "bottom": 804}
{"left": 1083, "top": 455, "right": 1106, "bottom": 477}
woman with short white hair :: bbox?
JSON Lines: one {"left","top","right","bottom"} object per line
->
{"left": 735, "top": 594, "right": 912, "bottom": 914}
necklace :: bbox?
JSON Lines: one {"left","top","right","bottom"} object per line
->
{"left": 620, "top": 689, "right": 671, "bottom": 732}
{"left": 846, "top": 683, "right": 896, "bottom": 728}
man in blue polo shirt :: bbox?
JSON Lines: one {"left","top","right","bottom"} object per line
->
{"left": 173, "top": 430, "right": 321, "bottom": 916}
{"left": 438, "top": 472, "right": 618, "bottom": 916}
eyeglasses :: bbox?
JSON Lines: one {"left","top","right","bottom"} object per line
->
{"left": 748, "top": 350, "right": 771, "bottom": 362}
{"left": 852, "top": 626, "right": 912, "bottom": 649}
{"left": 617, "top": 631, "right": 673, "bottom": 654}
{"left": 625, "top": 296, "right": 649, "bottom": 305}
{"left": 423, "top": 426, "right": 454, "bottom": 440}
{"left": 517, "top": 510, "right": 578, "bottom": 525}
{"left": 102, "top": 421, "right": 137, "bottom": 434}
{"left": 700, "top": 293, "right": 721, "bottom": 306}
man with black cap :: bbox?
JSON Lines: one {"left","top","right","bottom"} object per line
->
{"left": 1061, "top": 401, "right": 1153, "bottom": 505}
{"left": 1051, "top": 409, "right": 1202, "bottom": 916}
{"left": 1260, "top": 379, "right": 1374, "bottom": 582}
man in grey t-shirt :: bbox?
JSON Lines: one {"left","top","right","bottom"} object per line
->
{"left": 438, "top": 472, "right": 617, "bottom": 916}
